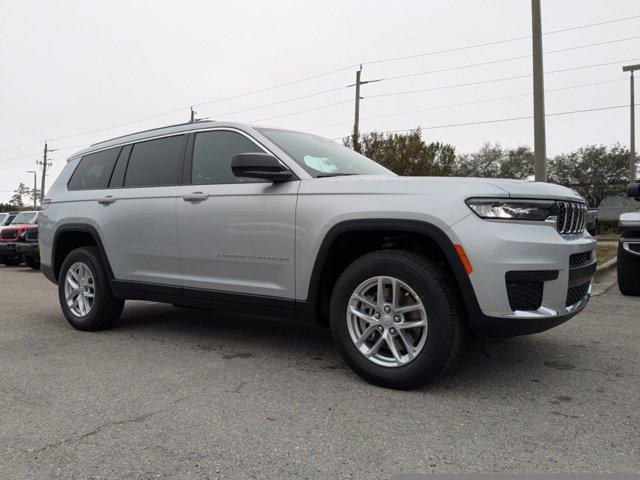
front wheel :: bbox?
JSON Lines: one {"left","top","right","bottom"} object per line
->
{"left": 329, "top": 250, "right": 464, "bottom": 389}
{"left": 58, "top": 246, "right": 124, "bottom": 331}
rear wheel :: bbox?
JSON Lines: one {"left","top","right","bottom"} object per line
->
{"left": 329, "top": 250, "right": 464, "bottom": 389}
{"left": 0, "top": 255, "right": 22, "bottom": 266}
{"left": 58, "top": 246, "right": 124, "bottom": 331}
{"left": 617, "top": 242, "right": 640, "bottom": 296}
{"left": 22, "top": 255, "right": 40, "bottom": 270}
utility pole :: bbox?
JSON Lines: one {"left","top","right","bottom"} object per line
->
{"left": 349, "top": 65, "right": 381, "bottom": 153}
{"left": 38, "top": 142, "right": 52, "bottom": 202}
{"left": 27, "top": 170, "right": 37, "bottom": 208}
{"left": 623, "top": 63, "right": 639, "bottom": 211}
{"left": 190, "top": 106, "right": 195, "bottom": 123}
{"left": 531, "top": 0, "right": 547, "bottom": 182}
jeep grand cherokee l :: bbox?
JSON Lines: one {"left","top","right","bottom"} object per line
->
{"left": 38, "top": 121, "right": 596, "bottom": 388}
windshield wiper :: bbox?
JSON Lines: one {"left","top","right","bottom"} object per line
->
{"left": 316, "top": 173, "right": 358, "bottom": 178}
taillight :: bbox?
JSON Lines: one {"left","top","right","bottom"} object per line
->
{"left": 41, "top": 198, "right": 52, "bottom": 210}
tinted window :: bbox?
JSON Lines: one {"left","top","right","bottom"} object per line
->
{"left": 192, "top": 131, "right": 265, "bottom": 185}
{"left": 124, "top": 135, "right": 185, "bottom": 188}
{"left": 108, "top": 144, "right": 132, "bottom": 188}
{"left": 68, "top": 147, "right": 121, "bottom": 190}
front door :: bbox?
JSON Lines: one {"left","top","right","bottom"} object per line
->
{"left": 177, "top": 129, "right": 298, "bottom": 300}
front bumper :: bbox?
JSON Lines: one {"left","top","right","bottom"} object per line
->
{"left": 16, "top": 242, "right": 39, "bottom": 259}
{"left": 450, "top": 214, "right": 597, "bottom": 337}
{"left": 0, "top": 242, "right": 20, "bottom": 257}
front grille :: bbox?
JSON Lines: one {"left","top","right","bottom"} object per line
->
{"left": 569, "top": 251, "right": 592, "bottom": 268}
{"left": 556, "top": 201, "right": 588, "bottom": 235}
{"left": 24, "top": 227, "right": 38, "bottom": 242}
{"left": 1, "top": 229, "right": 17, "bottom": 240}
{"left": 507, "top": 280, "right": 543, "bottom": 311}
{"left": 566, "top": 282, "right": 590, "bottom": 307}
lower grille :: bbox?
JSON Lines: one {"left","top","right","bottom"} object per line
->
{"left": 569, "top": 251, "right": 591, "bottom": 268}
{"left": 566, "top": 282, "right": 590, "bottom": 307}
{"left": 507, "top": 281, "right": 543, "bottom": 311}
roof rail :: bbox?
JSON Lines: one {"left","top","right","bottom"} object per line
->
{"left": 89, "top": 120, "right": 216, "bottom": 147}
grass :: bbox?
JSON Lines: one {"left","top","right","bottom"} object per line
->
{"left": 596, "top": 243, "right": 617, "bottom": 266}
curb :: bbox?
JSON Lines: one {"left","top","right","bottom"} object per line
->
{"left": 594, "top": 256, "right": 617, "bottom": 278}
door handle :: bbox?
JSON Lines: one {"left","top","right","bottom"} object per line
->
{"left": 182, "top": 192, "right": 209, "bottom": 202}
{"left": 97, "top": 195, "right": 116, "bottom": 205}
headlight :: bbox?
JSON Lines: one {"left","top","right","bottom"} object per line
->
{"left": 466, "top": 198, "right": 555, "bottom": 221}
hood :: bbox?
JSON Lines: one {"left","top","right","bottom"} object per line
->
{"left": 302, "top": 175, "right": 585, "bottom": 202}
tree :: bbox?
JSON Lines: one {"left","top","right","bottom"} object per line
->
{"left": 9, "top": 183, "right": 30, "bottom": 209}
{"left": 548, "top": 144, "right": 634, "bottom": 207}
{"left": 345, "top": 129, "right": 457, "bottom": 176}
{"left": 454, "top": 142, "right": 534, "bottom": 179}
{"left": 28, "top": 188, "right": 41, "bottom": 208}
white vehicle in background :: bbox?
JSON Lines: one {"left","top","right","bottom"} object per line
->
{"left": 617, "top": 183, "right": 640, "bottom": 296}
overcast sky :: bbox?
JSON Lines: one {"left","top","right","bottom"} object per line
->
{"left": 1, "top": 0, "right": 639, "bottom": 202}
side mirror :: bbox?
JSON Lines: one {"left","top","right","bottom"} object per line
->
{"left": 231, "top": 153, "right": 293, "bottom": 183}
{"left": 628, "top": 183, "right": 640, "bottom": 200}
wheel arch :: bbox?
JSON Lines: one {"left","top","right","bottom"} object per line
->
{"left": 299, "top": 218, "right": 483, "bottom": 322}
{"left": 51, "top": 223, "right": 115, "bottom": 284}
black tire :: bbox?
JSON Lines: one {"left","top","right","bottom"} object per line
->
{"left": 0, "top": 255, "right": 22, "bottom": 266}
{"left": 329, "top": 249, "right": 465, "bottom": 389}
{"left": 617, "top": 242, "right": 640, "bottom": 296}
{"left": 22, "top": 255, "right": 40, "bottom": 270}
{"left": 58, "top": 246, "right": 124, "bottom": 331}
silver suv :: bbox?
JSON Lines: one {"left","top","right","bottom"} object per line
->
{"left": 39, "top": 121, "right": 596, "bottom": 388}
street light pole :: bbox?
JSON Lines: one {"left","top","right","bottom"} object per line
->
{"left": 531, "top": 0, "right": 547, "bottom": 182}
{"left": 623, "top": 63, "right": 639, "bottom": 211}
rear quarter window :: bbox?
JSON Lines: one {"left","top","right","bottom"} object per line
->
{"left": 68, "top": 147, "right": 121, "bottom": 190}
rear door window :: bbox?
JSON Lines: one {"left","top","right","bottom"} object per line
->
{"left": 68, "top": 147, "right": 121, "bottom": 190}
{"left": 124, "top": 135, "right": 186, "bottom": 188}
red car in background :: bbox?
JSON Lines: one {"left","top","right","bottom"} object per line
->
{"left": 0, "top": 211, "right": 39, "bottom": 268}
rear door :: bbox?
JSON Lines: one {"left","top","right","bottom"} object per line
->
{"left": 176, "top": 128, "right": 298, "bottom": 300}
{"left": 95, "top": 135, "right": 186, "bottom": 286}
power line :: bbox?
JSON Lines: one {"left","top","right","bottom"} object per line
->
{"left": 366, "top": 58, "right": 640, "bottom": 99}
{"left": 0, "top": 144, "right": 87, "bottom": 165}
{"left": 361, "top": 15, "right": 640, "bottom": 67}
{"left": 254, "top": 99, "right": 353, "bottom": 123}
{"left": 214, "top": 85, "right": 348, "bottom": 117}
{"left": 314, "top": 78, "right": 627, "bottom": 129}
{"left": 379, "top": 35, "right": 640, "bottom": 82}
{"left": 1, "top": 16, "right": 639, "bottom": 155}
{"left": 347, "top": 103, "right": 640, "bottom": 138}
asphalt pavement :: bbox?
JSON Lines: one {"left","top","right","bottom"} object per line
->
{"left": 0, "top": 264, "right": 638, "bottom": 479}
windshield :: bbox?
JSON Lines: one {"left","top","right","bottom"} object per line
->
{"left": 258, "top": 128, "right": 393, "bottom": 178}
{"left": 11, "top": 212, "right": 35, "bottom": 225}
